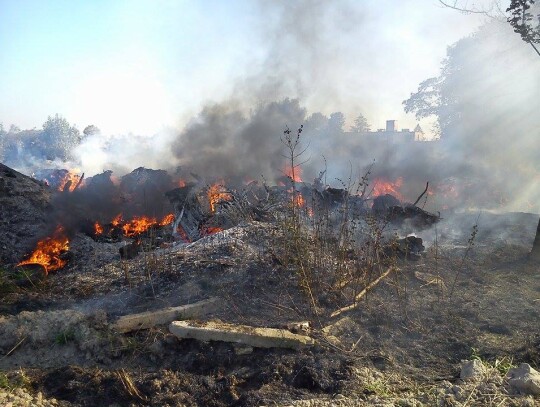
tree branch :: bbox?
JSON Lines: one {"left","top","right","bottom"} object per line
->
{"left": 437, "top": 0, "right": 505, "bottom": 20}
{"left": 413, "top": 182, "right": 429, "bottom": 207}
{"left": 528, "top": 40, "right": 540, "bottom": 57}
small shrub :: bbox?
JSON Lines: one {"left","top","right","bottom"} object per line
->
{"left": 55, "top": 329, "right": 76, "bottom": 345}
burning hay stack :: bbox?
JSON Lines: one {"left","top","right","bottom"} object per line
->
{"left": 5, "top": 157, "right": 447, "bottom": 277}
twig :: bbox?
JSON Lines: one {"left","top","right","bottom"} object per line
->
{"left": 115, "top": 368, "right": 147, "bottom": 401}
{"left": 413, "top": 182, "right": 429, "bottom": 206}
{"left": 3, "top": 336, "right": 26, "bottom": 358}
{"left": 438, "top": 0, "right": 499, "bottom": 16}
{"left": 73, "top": 173, "right": 85, "bottom": 190}
{"left": 330, "top": 266, "right": 397, "bottom": 318}
{"left": 349, "top": 335, "right": 364, "bottom": 352}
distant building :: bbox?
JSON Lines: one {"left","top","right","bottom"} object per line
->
{"left": 349, "top": 120, "right": 426, "bottom": 143}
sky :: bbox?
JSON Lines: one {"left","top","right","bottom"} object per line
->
{"left": 0, "top": 0, "right": 495, "bottom": 136}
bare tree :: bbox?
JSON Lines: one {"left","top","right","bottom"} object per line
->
{"left": 438, "top": 0, "right": 540, "bottom": 57}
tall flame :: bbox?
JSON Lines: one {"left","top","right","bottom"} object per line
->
{"left": 18, "top": 226, "right": 69, "bottom": 274}
{"left": 284, "top": 165, "right": 303, "bottom": 183}
{"left": 58, "top": 171, "right": 82, "bottom": 192}
{"left": 293, "top": 193, "right": 305, "bottom": 208}
{"left": 208, "top": 182, "right": 232, "bottom": 213}
{"left": 94, "top": 222, "right": 104, "bottom": 235}
{"left": 372, "top": 177, "right": 404, "bottom": 201}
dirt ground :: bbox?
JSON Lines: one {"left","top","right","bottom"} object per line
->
{"left": 1, "top": 212, "right": 540, "bottom": 406}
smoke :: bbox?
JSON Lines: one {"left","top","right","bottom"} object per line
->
{"left": 171, "top": 99, "right": 307, "bottom": 184}
{"left": 237, "top": 1, "right": 365, "bottom": 108}
{"left": 2, "top": 5, "right": 539, "bottom": 217}
{"left": 429, "top": 21, "right": 540, "bottom": 213}
{"left": 73, "top": 129, "right": 177, "bottom": 177}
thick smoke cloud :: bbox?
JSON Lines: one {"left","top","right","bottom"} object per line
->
{"left": 237, "top": 0, "right": 364, "bottom": 109}
{"left": 171, "top": 99, "right": 307, "bottom": 184}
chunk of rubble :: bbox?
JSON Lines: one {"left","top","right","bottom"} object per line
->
{"left": 506, "top": 363, "right": 540, "bottom": 396}
{"left": 169, "top": 320, "right": 315, "bottom": 349}
{"left": 372, "top": 193, "right": 440, "bottom": 230}
{"left": 460, "top": 359, "right": 486, "bottom": 380}
{"left": 112, "top": 298, "right": 220, "bottom": 333}
{"left": 385, "top": 235, "right": 425, "bottom": 260}
{"left": 322, "top": 317, "right": 362, "bottom": 348}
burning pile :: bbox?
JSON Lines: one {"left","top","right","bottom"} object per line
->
{"left": 207, "top": 182, "right": 232, "bottom": 213}
{"left": 12, "top": 161, "right": 444, "bottom": 274}
{"left": 36, "top": 169, "right": 84, "bottom": 192}
{"left": 372, "top": 177, "right": 404, "bottom": 201}
{"left": 93, "top": 213, "right": 176, "bottom": 240}
{"left": 18, "top": 226, "right": 69, "bottom": 274}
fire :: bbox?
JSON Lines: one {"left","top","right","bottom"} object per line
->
{"left": 178, "top": 179, "right": 186, "bottom": 187}
{"left": 208, "top": 182, "right": 232, "bottom": 213}
{"left": 110, "top": 175, "right": 121, "bottom": 186}
{"left": 122, "top": 216, "right": 158, "bottom": 237}
{"left": 94, "top": 222, "right": 103, "bottom": 235}
{"left": 58, "top": 171, "right": 82, "bottom": 192}
{"left": 108, "top": 213, "right": 175, "bottom": 237}
{"left": 293, "top": 193, "right": 306, "bottom": 208}
{"left": 159, "top": 213, "right": 175, "bottom": 226}
{"left": 177, "top": 225, "right": 190, "bottom": 242}
{"left": 111, "top": 214, "right": 123, "bottom": 227}
{"left": 284, "top": 165, "right": 303, "bottom": 183}
{"left": 201, "top": 226, "right": 224, "bottom": 236}
{"left": 372, "top": 177, "right": 404, "bottom": 201}
{"left": 18, "top": 226, "right": 69, "bottom": 274}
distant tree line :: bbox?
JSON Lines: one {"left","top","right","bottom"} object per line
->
{"left": 0, "top": 114, "right": 99, "bottom": 166}
{"left": 0, "top": 111, "right": 372, "bottom": 168}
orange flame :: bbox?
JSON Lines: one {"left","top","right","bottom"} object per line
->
{"left": 18, "top": 226, "right": 69, "bottom": 274}
{"left": 293, "top": 194, "right": 305, "bottom": 208}
{"left": 208, "top": 182, "right": 232, "bottom": 213}
{"left": 94, "top": 222, "right": 104, "bottom": 235}
{"left": 177, "top": 225, "right": 190, "bottom": 242}
{"left": 111, "top": 214, "right": 123, "bottom": 227}
{"left": 372, "top": 177, "right": 404, "bottom": 201}
{"left": 117, "top": 213, "right": 175, "bottom": 237}
{"left": 284, "top": 165, "right": 302, "bottom": 183}
{"left": 58, "top": 171, "right": 82, "bottom": 192}
{"left": 122, "top": 216, "right": 158, "bottom": 237}
{"left": 159, "top": 213, "right": 175, "bottom": 226}
{"left": 201, "top": 226, "right": 223, "bottom": 236}
{"left": 178, "top": 179, "right": 187, "bottom": 187}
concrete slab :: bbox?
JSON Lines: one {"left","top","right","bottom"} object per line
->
{"left": 169, "top": 320, "right": 315, "bottom": 349}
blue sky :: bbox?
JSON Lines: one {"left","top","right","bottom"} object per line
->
{"left": 0, "top": 0, "right": 492, "bottom": 135}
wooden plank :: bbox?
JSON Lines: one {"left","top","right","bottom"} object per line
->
{"left": 112, "top": 297, "right": 220, "bottom": 333}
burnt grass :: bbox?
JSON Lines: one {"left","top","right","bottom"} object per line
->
{"left": 35, "top": 345, "right": 353, "bottom": 406}
{"left": 1, "top": 213, "right": 540, "bottom": 405}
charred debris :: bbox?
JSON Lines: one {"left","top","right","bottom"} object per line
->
{"left": 1, "top": 163, "right": 441, "bottom": 275}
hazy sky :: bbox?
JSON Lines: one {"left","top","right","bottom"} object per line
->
{"left": 1, "top": 0, "right": 493, "bottom": 135}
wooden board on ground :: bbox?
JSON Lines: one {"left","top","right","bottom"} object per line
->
{"left": 112, "top": 297, "right": 221, "bottom": 333}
